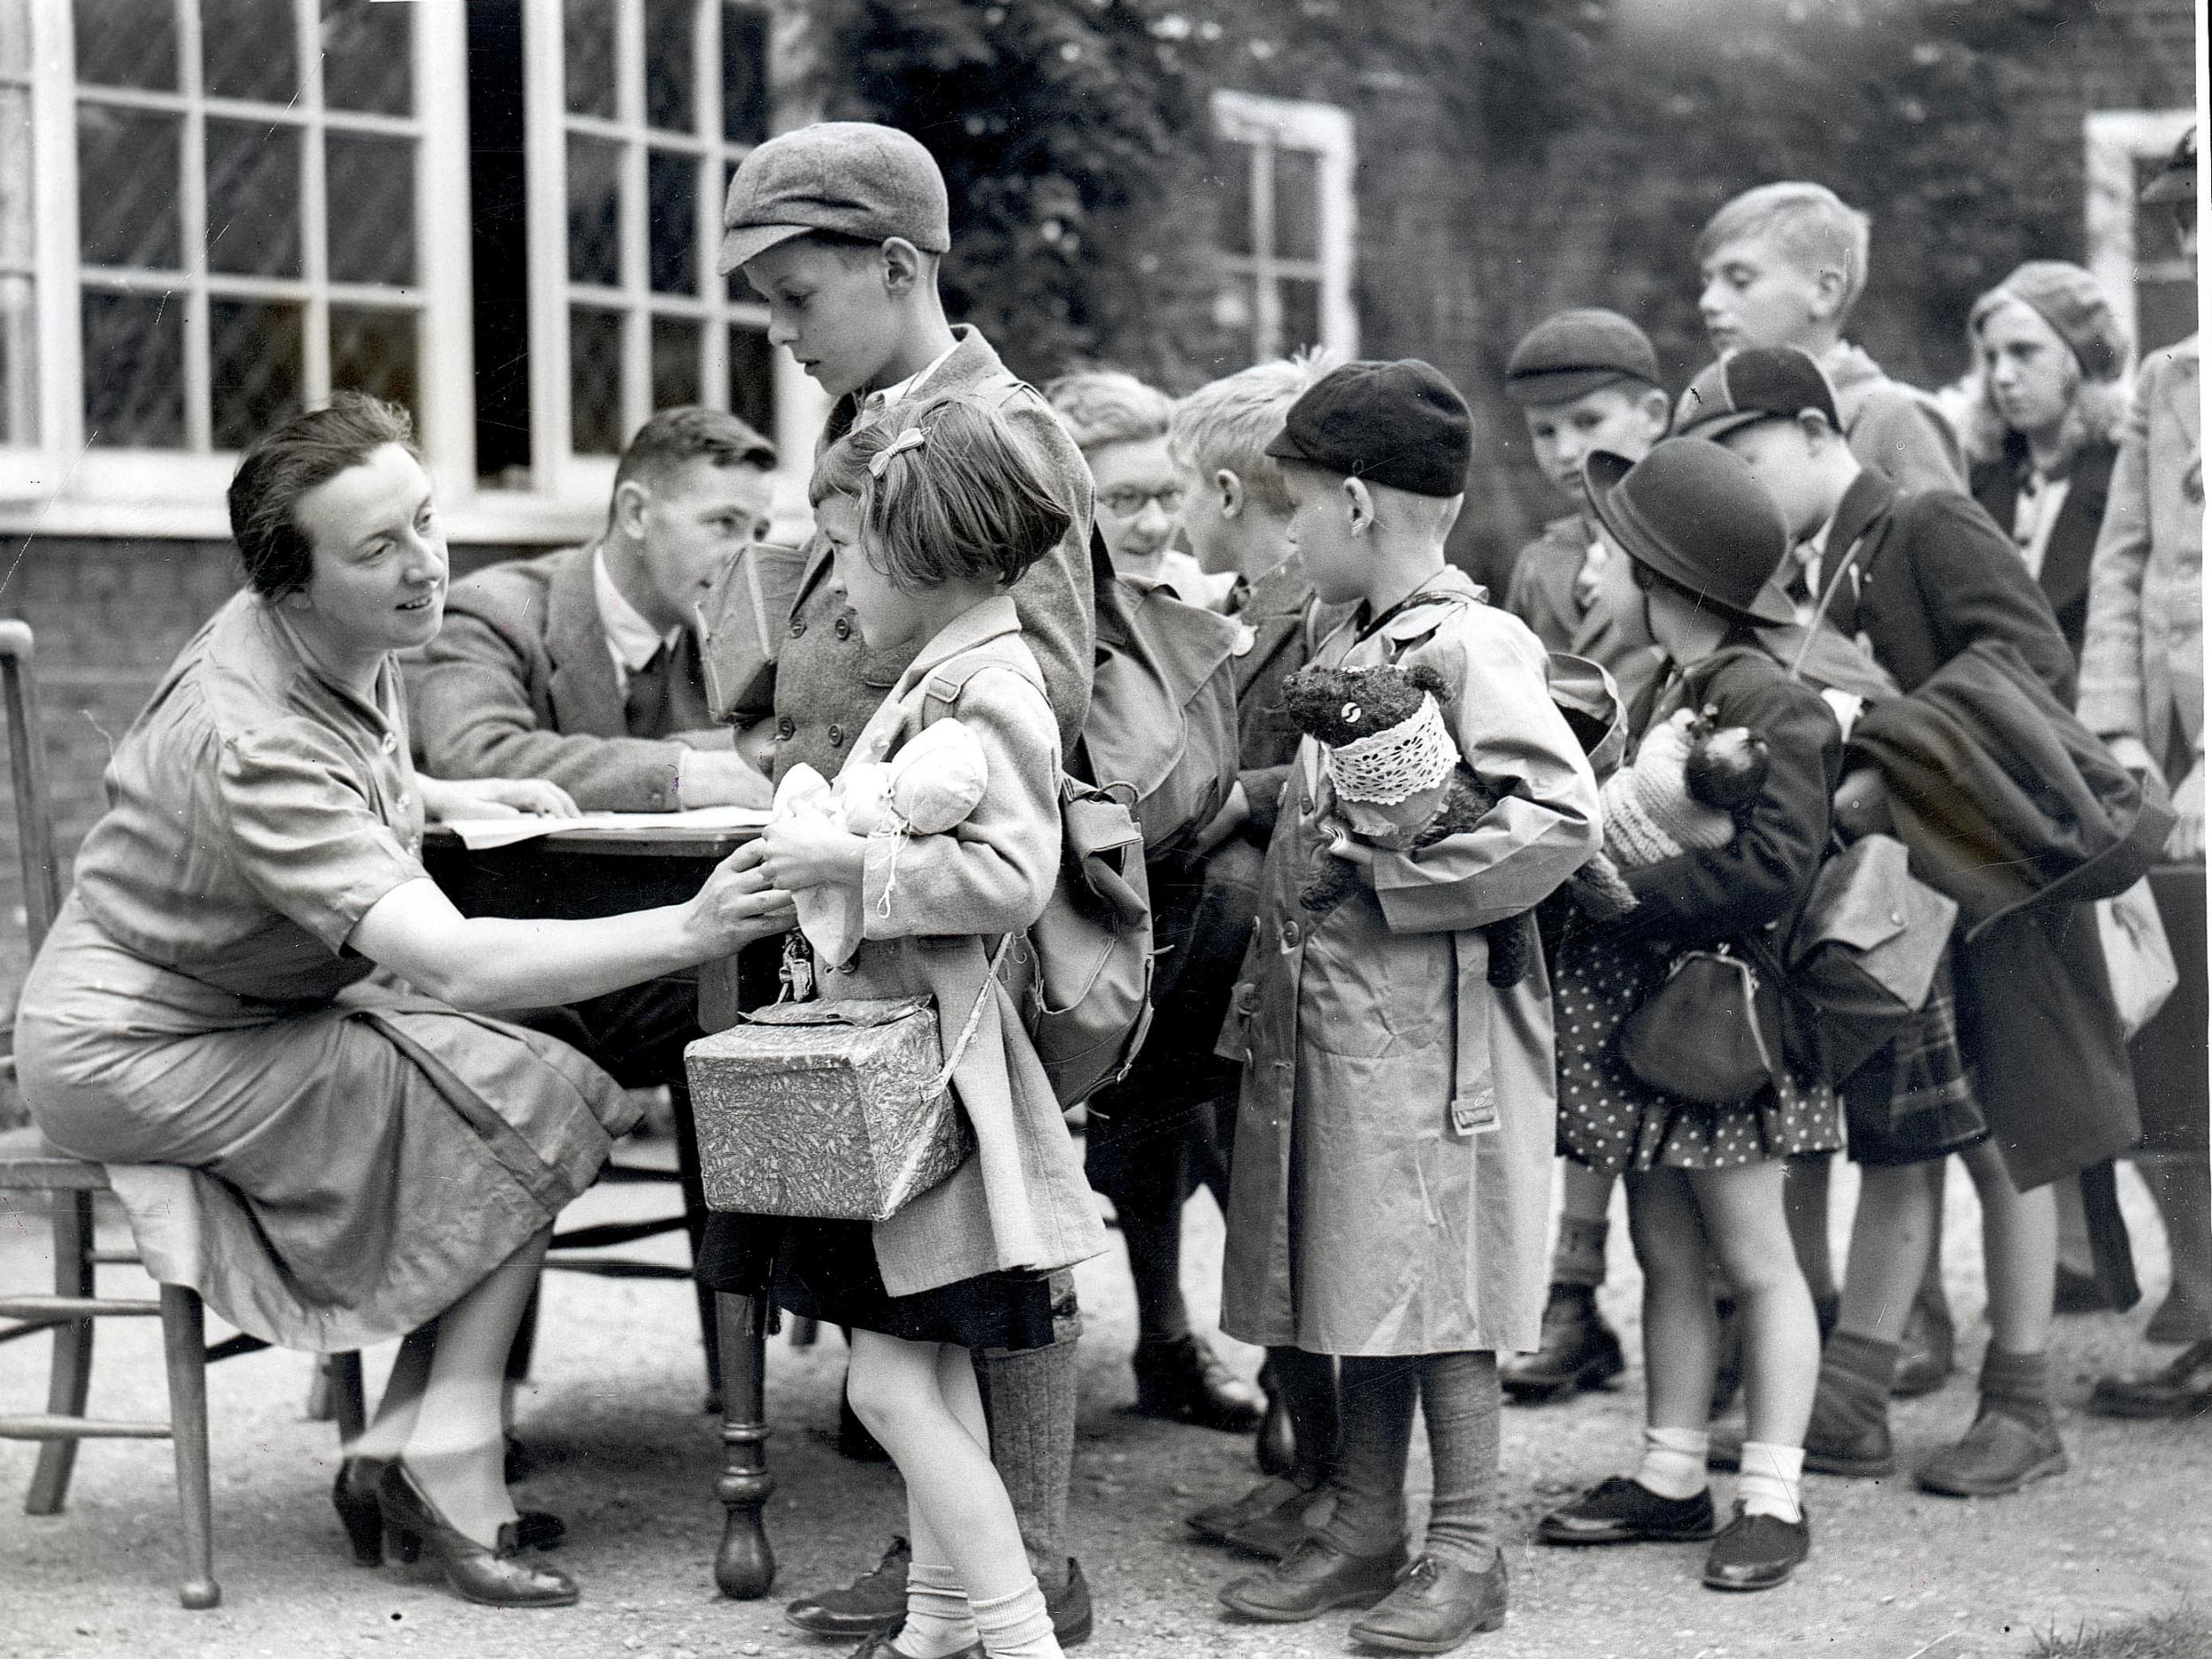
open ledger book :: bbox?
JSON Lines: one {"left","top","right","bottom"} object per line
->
{"left": 435, "top": 805, "right": 772, "bottom": 852}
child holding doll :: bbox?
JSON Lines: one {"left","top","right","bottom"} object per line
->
{"left": 748, "top": 395, "right": 1105, "bottom": 1659}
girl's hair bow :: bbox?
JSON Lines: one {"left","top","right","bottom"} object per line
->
{"left": 868, "top": 426, "right": 929, "bottom": 478}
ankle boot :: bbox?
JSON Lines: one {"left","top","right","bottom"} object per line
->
{"left": 1916, "top": 1348, "right": 2066, "bottom": 1497}
{"left": 1502, "top": 1284, "right": 1624, "bottom": 1402}
{"left": 1801, "top": 1331, "right": 1897, "bottom": 1478}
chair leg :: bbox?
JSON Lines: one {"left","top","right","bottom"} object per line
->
{"left": 328, "top": 1352, "right": 368, "bottom": 1444}
{"left": 158, "top": 1286, "right": 220, "bottom": 1609}
{"left": 27, "top": 1191, "right": 96, "bottom": 1516}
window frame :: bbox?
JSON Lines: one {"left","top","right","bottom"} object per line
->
{"left": 2085, "top": 107, "right": 2196, "bottom": 363}
{"left": 1210, "top": 88, "right": 1357, "bottom": 362}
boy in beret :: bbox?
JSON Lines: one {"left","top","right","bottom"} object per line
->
{"left": 703, "top": 119, "right": 1095, "bottom": 1649}
{"left": 1680, "top": 345, "right": 2138, "bottom": 1501}
{"left": 1495, "top": 311, "right": 1668, "bottom": 1409}
{"left": 1214, "top": 360, "right": 1601, "bottom": 1650}
{"left": 1694, "top": 181, "right": 1964, "bottom": 495}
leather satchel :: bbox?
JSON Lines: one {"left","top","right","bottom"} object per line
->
{"left": 1787, "top": 832, "right": 1959, "bottom": 1080}
{"left": 1617, "top": 945, "right": 1779, "bottom": 1105}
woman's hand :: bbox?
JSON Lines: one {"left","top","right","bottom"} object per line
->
{"left": 759, "top": 812, "right": 870, "bottom": 892}
{"left": 688, "top": 841, "right": 797, "bottom": 954}
{"left": 419, "top": 774, "right": 580, "bottom": 822}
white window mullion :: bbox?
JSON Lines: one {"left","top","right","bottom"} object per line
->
{"left": 696, "top": 0, "right": 726, "bottom": 412}
{"left": 296, "top": 0, "right": 330, "bottom": 404}
{"left": 522, "top": 0, "right": 572, "bottom": 493}
{"left": 30, "top": 0, "right": 80, "bottom": 471}
{"left": 177, "top": 0, "right": 211, "bottom": 452}
{"left": 1251, "top": 139, "right": 1280, "bottom": 362}
{"left": 616, "top": 0, "right": 650, "bottom": 442}
{"left": 414, "top": 0, "right": 475, "bottom": 489}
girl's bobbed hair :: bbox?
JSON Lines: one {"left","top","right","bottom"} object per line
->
{"left": 810, "top": 395, "right": 1072, "bottom": 592}
{"left": 228, "top": 391, "right": 419, "bottom": 599}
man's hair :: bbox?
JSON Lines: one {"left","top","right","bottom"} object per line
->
{"left": 810, "top": 395, "right": 1071, "bottom": 591}
{"left": 613, "top": 405, "right": 777, "bottom": 501}
{"left": 227, "top": 391, "right": 419, "bottom": 600}
{"left": 1696, "top": 181, "right": 1871, "bottom": 316}
{"left": 1168, "top": 347, "right": 1340, "bottom": 518}
{"left": 1042, "top": 370, "right": 1175, "bottom": 454}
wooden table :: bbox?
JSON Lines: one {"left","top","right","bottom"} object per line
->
{"left": 423, "top": 820, "right": 781, "bottom": 1600}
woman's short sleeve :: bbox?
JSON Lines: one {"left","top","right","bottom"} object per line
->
{"left": 216, "top": 722, "right": 428, "bottom": 952}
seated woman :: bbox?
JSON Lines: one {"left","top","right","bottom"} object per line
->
{"left": 12, "top": 395, "right": 795, "bottom": 1610}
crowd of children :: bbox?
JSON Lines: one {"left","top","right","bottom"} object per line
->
{"left": 703, "top": 121, "right": 2202, "bottom": 1656}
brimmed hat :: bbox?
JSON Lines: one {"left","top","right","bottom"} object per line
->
{"left": 2142, "top": 127, "right": 2196, "bottom": 205}
{"left": 1674, "top": 347, "right": 1840, "bottom": 443}
{"left": 1265, "top": 359, "right": 1472, "bottom": 498}
{"left": 1504, "top": 309, "right": 1663, "bottom": 406}
{"left": 1970, "top": 261, "right": 2128, "bottom": 383}
{"left": 1584, "top": 442, "right": 1795, "bottom": 626}
{"left": 718, "top": 122, "right": 951, "bottom": 275}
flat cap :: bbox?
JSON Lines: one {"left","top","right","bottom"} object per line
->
{"left": 718, "top": 122, "right": 951, "bottom": 275}
{"left": 1505, "top": 308, "right": 1663, "bottom": 405}
{"left": 1264, "top": 359, "right": 1472, "bottom": 499}
{"left": 1674, "top": 346, "right": 1840, "bottom": 443}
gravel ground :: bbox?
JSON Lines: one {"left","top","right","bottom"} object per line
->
{"left": 3, "top": 1147, "right": 2204, "bottom": 1659}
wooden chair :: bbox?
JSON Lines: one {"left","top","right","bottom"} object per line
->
{"left": 0, "top": 618, "right": 369, "bottom": 1609}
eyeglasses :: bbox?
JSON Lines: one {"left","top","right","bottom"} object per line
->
{"left": 1098, "top": 484, "right": 1186, "bottom": 519}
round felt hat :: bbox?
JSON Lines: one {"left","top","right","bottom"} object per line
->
{"left": 1584, "top": 442, "right": 1794, "bottom": 626}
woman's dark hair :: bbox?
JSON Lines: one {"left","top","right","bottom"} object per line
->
{"left": 810, "top": 394, "right": 1071, "bottom": 591}
{"left": 227, "top": 392, "right": 419, "bottom": 598}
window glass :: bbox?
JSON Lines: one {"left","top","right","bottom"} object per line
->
{"left": 647, "top": 148, "right": 697, "bottom": 294}
{"left": 644, "top": 0, "right": 695, "bottom": 134}
{"left": 564, "top": 0, "right": 617, "bottom": 119}
{"left": 720, "top": 4, "right": 769, "bottom": 146}
{"left": 728, "top": 323, "right": 773, "bottom": 435}
{"left": 651, "top": 314, "right": 700, "bottom": 408}
{"left": 204, "top": 0, "right": 298, "bottom": 104}
{"left": 321, "top": 0, "right": 413, "bottom": 116}
{"left": 1279, "top": 277, "right": 1322, "bottom": 355}
{"left": 74, "top": 0, "right": 177, "bottom": 92}
{"left": 1273, "top": 148, "right": 1319, "bottom": 264}
{"left": 329, "top": 303, "right": 419, "bottom": 417}
{"left": 570, "top": 304, "right": 626, "bottom": 454}
{"left": 78, "top": 104, "right": 182, "bottom": 270}
{"left": 1217, "top": 148, "right": 1255, "bottom": 257}
{"left": 326, "top": 132, "right": 417, "bottom": 286}
{"left": 82, "top": 290, "right": 184, "bottom": 445}
{"left": 567, "top": 134, "right": 623, "bottom": 287}
{"left": 210, "top": 297, "right": 304, "bottom": 449}
{"left": 0, "top": 79, "right": 30, "bottom": 445}
{"left": 205, "top": 119, "right": 303, "bottom": 279}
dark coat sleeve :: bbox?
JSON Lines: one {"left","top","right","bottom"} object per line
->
{"left": 1610, "top": 651, "right": 1843, "bottom": 944}
{"left": 1901, "top": 492, "right": 2078, "bottom": 705}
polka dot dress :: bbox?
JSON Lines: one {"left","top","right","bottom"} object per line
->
{"left": 1553, "top": 920, "right": 1842, "bottom": 1175}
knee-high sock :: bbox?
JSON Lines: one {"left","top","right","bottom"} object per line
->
{"left": 1267, "top": 1345, "right": 1341, "bottom": 1487}
{"left": 1417, "top": 1351, "right": 1500, "bottom": 1571}
{"left": 1316, "top": 1356, "right": 1416, "bottom": 1558}
{"left": 979, "top": 1336, "right": 1075, "bottom": 1592}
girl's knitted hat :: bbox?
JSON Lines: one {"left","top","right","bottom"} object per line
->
{"left": 1970, "top": 262, "right": 2129, "bottom": 384}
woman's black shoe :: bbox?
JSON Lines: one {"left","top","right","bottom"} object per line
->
{"left": 375, "top": 1461, "right": 580, "bottom": 1608}
{"left": 1538, "top": 1476, "right": 1717, "bottom": 1545}
{"left": 1701, "top": 1502, "right": 1809, "bottom": 1591}
{"left": 338, "top": 1456, "right": 565, "bottom": 1565}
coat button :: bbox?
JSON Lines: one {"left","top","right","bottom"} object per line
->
{"left": 834, "top": 615, "right": 853, "bottom": 641}
{"left": 380, "top": 732, "right": 397, "bottom": 755}
{"left": 776, "top": 716, "right": 795, "bottom": 740}
{"left": 788, "top": 617, "right": 807, "bottom": 638}
{"left": 1280, "top": 919, "right": 1301, "bottom": 949}
{"left": 827, "top": 724, "right": 845, "bottom": 747}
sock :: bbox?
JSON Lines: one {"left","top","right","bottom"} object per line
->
{"left": 1315, "top": 1356, "right": 1416, "bottom": 1558}
{"left": 1978, "top": 1345, "right": 2051, "bottom": 1424}
{"left": 970, "top": 1578, "right": 1062, "bottom": 1659}
{"left": 1554, "top": 1217, "right": 1610, "bottom": 1289}
{"left": 894, "top": 1562, "right": 979, "bottom": 1659}
{"left": 979, "top": 1327, "right": 1076, "bottom": 1594}
{"left": 1633, "top": 1425, "right": 1709, "bottom": 1501}
{"left": 1738, "top": 1440, "right": 1806, "bottom": 1524}
{"left": 1809, "top": 1329, "right": 1898, "bottom": 1440}
{"left": 1267, "top": 1345, "right": 1342, "bottom": 1488}
{"left": 1417, "top": 1352, "right": 1501, "bottom": 1571}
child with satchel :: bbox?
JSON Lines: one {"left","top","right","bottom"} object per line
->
{"left": 748, "top": 395, "right": 1107, "bottom": 1659}
{"left": 1535, "top": 441, "right": 1843, "bottom": 1594}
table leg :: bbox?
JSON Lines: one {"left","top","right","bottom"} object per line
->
{"left": 712, "top": 1289, "right": 775, "bottom": 1599}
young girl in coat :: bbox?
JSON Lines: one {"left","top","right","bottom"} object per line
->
{"left": 754, "top": 396, "right": 1106, "bottom": 1659}
{"left": 1536, "top": 442, "right": 1842, "bottom": 1594}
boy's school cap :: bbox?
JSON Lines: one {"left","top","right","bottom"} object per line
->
{"left": 2142, "top": 127, "right": 2196, "bottom": 204}
{"left": 1504, "top": 308, "right": 1663, "bottom": 405}
{"left": 1584, "top": 442, "right": 1795, "bottom": 626}
{"left": 1971, "top": 262, "right": 2128, "bottom": 384}
{"left": 1673, "top": 346, "right": 1840, "bottom": 442}
{"left": 1264, "top": 358, "right": 1473, "bottom": 499}
{"left": 718, "top": 122, "right": 951, "bottom": 275}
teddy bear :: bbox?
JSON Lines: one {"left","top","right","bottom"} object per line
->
{"left": 1280, "top": 661, "right": 1636, "bottom": 988}
{"left": 774, "top": 718, "right": 992, "bottom": 967}
{"left": 1599, "top": 704, "right": 1770, "bottom": 872}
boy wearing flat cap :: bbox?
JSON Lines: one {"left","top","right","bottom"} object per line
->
{"left": 700, "top": 119, "right": 1096, "bottom": 1649}
{"left": 1214, "top": 360, "right": 1601, "bottom": 1651}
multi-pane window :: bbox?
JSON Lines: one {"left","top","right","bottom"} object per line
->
{"left": 0, "top": 2, "right": 33, "bottom": 454}
{"left": 529, "top": 0, "right": 777, "bottom": 487}
{"left": 2085, "top": 109, "right": 2198, "bottom": 362}
{"left": 69, "top": 0, "right": 433, "bottom": 453}
{"left": 1210, "top": 89, "right": 1356, "bottom": 365}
